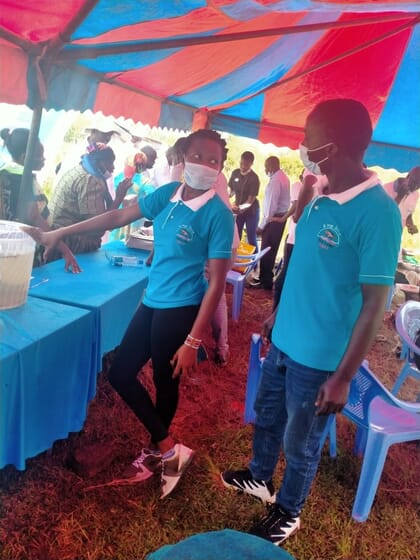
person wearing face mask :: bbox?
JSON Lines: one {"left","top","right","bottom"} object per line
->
{"left": 222, "top": 99, "right": 401, "bottom": 546}
{"left": 229, "top": 151, "right": 260, "bottom": 249}
{"left": 249, "top": 156, "right": 290, "bottom": 290}
{"left": 24, "top": 129, "right": 234, "bottom": 500}
{"left": 48, "top": 142, "right": 132, "bottom": 256}
{"left": 0, "top": 127, "right": 80, "bottom": 271}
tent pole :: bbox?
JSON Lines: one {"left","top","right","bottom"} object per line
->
{"left": 17, "top": 100, "right": 43, "bottom": 222}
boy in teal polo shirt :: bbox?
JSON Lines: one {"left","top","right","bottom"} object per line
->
{"left": 222, "top": 99, "right": 402, "bottom": 545}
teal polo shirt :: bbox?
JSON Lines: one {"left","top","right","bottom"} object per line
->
{"left": 139, "top": 182, "right": 234, "bottom": 309}
{"left": 272, "top": 178, "right": 402, "bottom": 371}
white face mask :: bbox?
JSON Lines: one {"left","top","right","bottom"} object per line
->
{"left": 299, "top": 143, "right": 332, "bottom": 175}
{"left": 184, "top": 161, "right": 219, "bottom": 191}
{"left": 103, "top": 169, "right": 113, "bottom": 179}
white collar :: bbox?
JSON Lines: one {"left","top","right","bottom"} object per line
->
{"left": 171, "top": 183, "right": 216, "bottom": 211}
{"left": 317, "top": 171, "right": 379, "bottom": 205}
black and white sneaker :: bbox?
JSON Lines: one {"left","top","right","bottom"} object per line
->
{"left": 249, "top": 504, "right": 301, "bottom": 545}
{"left": 221, "top": 468, "right": 275, "bottom": 503}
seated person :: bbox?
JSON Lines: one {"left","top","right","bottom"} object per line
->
{"left": 0, "top": 127, "right": 79, "bottom": 271}
{"left": 49, "top": 143, "right": 131, "bottom": 256}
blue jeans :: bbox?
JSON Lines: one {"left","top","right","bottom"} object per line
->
{"left": 250, "top": 344, "right": 331, "bottom": 516}
{"left": 236, "top": 204, "right": 260, "bottom": 250}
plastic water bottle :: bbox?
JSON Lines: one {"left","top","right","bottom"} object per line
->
{"left": 109, "top": 255, "right": 144, "bottom": 267}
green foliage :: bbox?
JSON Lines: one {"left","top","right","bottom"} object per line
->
{"left": 222, "top": 133, "right": 303, "bottom": 192}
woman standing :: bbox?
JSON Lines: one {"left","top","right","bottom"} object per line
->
{"left": 25, "top": 129, "right": 234, "bottom": 499}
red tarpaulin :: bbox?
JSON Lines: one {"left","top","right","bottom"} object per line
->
{"left": 0, "top": 1, "right": 419, "bottom": 170}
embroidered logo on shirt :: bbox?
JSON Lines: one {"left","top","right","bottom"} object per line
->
{"left": 176, "top": 224, "right": 194, "bottom": 244}
{"left": 317, "top": 224, "right": 341, "bottom": 250}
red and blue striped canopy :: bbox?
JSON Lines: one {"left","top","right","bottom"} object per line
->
{"left": 1, "top": 1, "right": 419, "bottom": 170}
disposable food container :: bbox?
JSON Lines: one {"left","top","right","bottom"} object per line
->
{"left": 0, "top": 220, "right": 35, "bottom": 309}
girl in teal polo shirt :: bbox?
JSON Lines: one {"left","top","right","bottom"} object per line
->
{"left": 26, "top": 129, "right": 234, "bottom": 500}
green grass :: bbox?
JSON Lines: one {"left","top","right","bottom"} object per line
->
{"left": 1, "top": 290, "right": 419, "bottom": 560}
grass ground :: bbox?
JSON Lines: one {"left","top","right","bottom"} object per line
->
{"left": 1, "top": 287, "right": 419, "bottom": 560}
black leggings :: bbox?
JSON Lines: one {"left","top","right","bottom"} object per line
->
{"left": 108, "top": 303, "right": 200, "bottom": 443}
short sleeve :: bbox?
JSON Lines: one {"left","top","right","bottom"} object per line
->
{"left": 139, "top": 182, "right": 180, "bottom": 220}
{"left": 208, "top": 205, "right": 234, "bottom": 260}
{"left": 358, "top": 199, "right": 402, "bottom": 286}
{"left": 249, "top": 172, "right": 260, "bottom": 197}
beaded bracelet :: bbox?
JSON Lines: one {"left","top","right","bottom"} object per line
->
{"left": 184, "top": 339, "right": 200, "bottom": 350}
{"left": 186, "top": 334, "right": 202, "bottom": 345}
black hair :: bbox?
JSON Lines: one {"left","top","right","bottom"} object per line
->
{"left": 141, "top": 145, "right": 157, "bottom": 163}
{"left": 182, "top": 129, "right": 228, "bottom": 167}
{"left": 308, "top": 99, "right": 372, "bottom": 159}
{"left": 167, "top": 137, "right": 188, "bottom": 166}
{"left": 0, "top": 128, "right": 31, "bottom": 162}
{"left": 172, "top": 137, "right": 188, "bottom": 159}
{"left": 265, "top": 156, "right": 280, "bottom": 169}
{"left": 241, "top": 151, "right": 254, "bottom": 163}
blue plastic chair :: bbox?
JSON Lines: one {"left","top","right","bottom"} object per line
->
{"left": 226, "top": 247, "right": 271, "bottom": 321}
{"left": 243, "top": 334, "right": 336, "bottom": 457}
{"left": 392, "top": 300, "right": 420, "bottom": 396}
{"left": 338, "top": 361, "right": 420, "bottom": 521}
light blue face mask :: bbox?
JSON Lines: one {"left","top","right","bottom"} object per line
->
{"left": 299, "top": 142, "right": 332, "bottom": 175}
{"left": 184, "top": 161, "right": 219, "bottom": 190}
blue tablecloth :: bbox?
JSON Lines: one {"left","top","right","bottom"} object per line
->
{"left": 29, "top": 241, "right": 150, "bottom": 359}
{"left": 0, "top": 297, "right": 98, "bottom": 470}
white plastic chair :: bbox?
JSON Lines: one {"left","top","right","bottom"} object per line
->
{"left": 226, "top": 246, "right": 271, "bottom": 321}
{"left": 392, "top": 300, "right": 420, "bottom": 395}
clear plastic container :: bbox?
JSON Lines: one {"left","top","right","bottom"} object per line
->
{"left": 0, "top": 220, "right": 36, "bottom": 310}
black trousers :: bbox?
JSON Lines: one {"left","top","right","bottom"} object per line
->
{"left": 259, "top": 220, "right": 287, "bottom": 289}
{"left": 108, "top": 302, "right": 200, "bottom": 443}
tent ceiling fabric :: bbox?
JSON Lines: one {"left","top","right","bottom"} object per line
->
{"left": 0, "top": 1, "right": 419, "bottom": 171}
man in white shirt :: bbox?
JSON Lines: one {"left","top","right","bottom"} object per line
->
{"left": 250, "top": 156, "right": 290, "bottom": 290}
